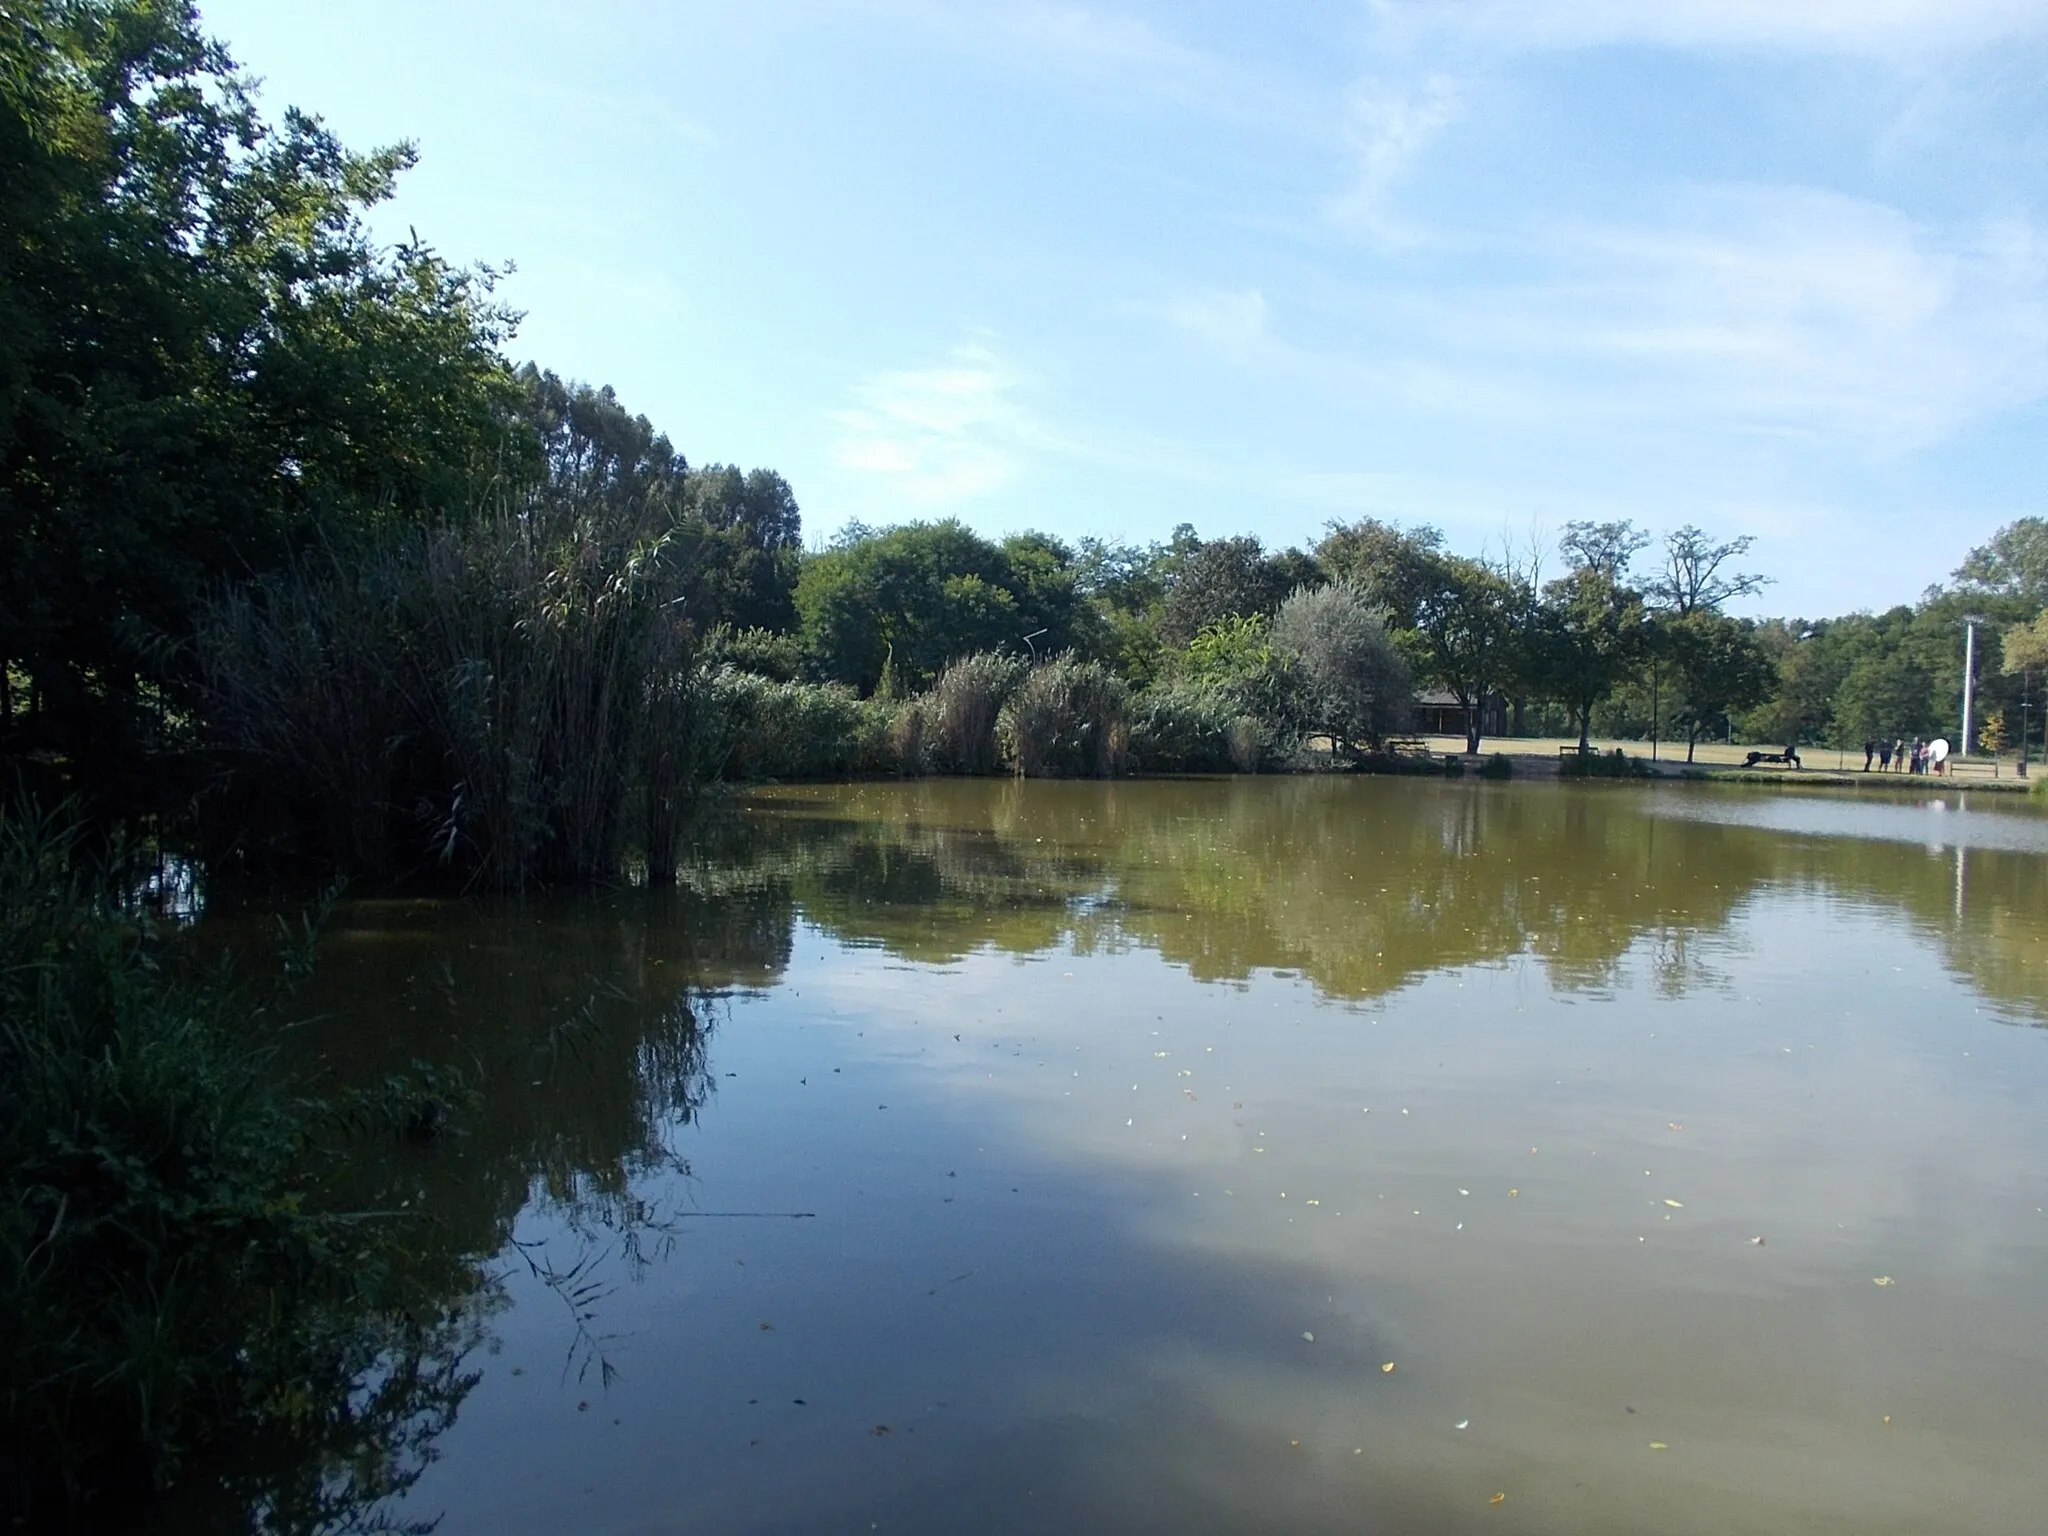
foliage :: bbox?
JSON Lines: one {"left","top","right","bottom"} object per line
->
{"left": 0, "top": 0, "right": 518, "bottom": 813}
{"left": 928, "top": 652, "right": 1028, "bottom": 774}
{"left": 794, "top": 521, "right": 1076, "bottom": 693}
{"left": 1665, "top": 610, "right": 1774, "bottom": 762}
{"left": 1157, "top": 535, "right": 1315, "bottom": 648}
{"left": 1955, "top": 518, "right": 2048, "bottom": 609}
{"left": 1478, "top": 752, "right": 1515, "bottom": 779}
{"left": 1530, "top": 567, "right": 1647, "bottom": 751}
{"left": 1558, "top": 747, "right": 1652, "bottom": 779}
{"left": 1268, "top": 582, "right": 1413, "bottom": 756}
{"left": 1128, "top": 683, "right": 1264, "bottom": 773}
{"left": 1645, "top": 525, "right": 1769, "bottom": 614}
{"left": 2002, "top": 609, "right": 2048, "bottom": 676}
{"left": 1410, "top": 555, "right": 1530, "bottom": 754}
{"left": 0, "top": 808, "right": 480, "bottom": 1521}
{"left": 198, "top": 480, "right": 701, "bottom": 889}
{"left": 700, "top": 668, "right": 894, "bottom": 781}
{"left": 1001, "top": 657, "right": 1130, "bottom": 778}
{"left": 1314, "top": 518, "right": 1446, "bottom": 633}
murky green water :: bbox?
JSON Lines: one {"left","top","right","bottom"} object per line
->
{"left": 265, "top": 778, "right": 2048, "bottom": 1534}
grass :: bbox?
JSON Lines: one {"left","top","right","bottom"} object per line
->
{"left": 0, "top": 806, "right": 479, "bottom": 1525}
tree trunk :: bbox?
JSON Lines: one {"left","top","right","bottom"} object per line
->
{"left": 1465, "top": 701, "right": 1481, "bottom": 756}
{"left": 1686, "top": 721, "right": 1699, "bottom": 763}
{"left": 1577, "top": 703, "right": 1592, "bottom": 754}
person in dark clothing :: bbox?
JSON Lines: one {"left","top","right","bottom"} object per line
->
{"left": 1878, "top": 738, "right": 1893, "bottom": 770}
{"left": 1863, "top": 739, "right": 1876, "bottom": 771}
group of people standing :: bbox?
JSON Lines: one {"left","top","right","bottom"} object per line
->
{"left": 1863, "top": 738, "right": 1941, "bottom": 774}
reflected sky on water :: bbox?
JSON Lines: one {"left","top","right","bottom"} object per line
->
{"left": 270, "top": 778, "right": 2048, "bottom": 1535}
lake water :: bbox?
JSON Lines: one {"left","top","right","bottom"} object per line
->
{"left": 273, "top": 777, "right": 2048, "bottom": 1535}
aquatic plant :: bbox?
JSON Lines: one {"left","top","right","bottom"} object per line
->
{"left": 1002, "top": 657, "right": 1130, "bottom": 778}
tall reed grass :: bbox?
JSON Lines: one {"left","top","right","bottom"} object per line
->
{"left": 1001, "top": 657, "right": 1130, "bottom": 778}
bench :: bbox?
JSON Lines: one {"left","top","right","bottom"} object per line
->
{"left": 1743, "top": 749, "right": 1802, "bottom": 769}
{"left": 1382, "top": 736, "right": 1432, "bottom": 758}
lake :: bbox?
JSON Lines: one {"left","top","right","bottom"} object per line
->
{"left": 259, "top": 776, "right": 2048, "bottom": 1535}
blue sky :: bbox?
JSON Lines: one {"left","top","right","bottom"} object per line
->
{"left": 197, "top": 1, "right": 2048, "bottom": 616}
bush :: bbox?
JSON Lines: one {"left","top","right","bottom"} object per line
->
{"left": 1558, "top": 747, "right": 1652, "bottom": 779}
{"left": 1268, "top": 582, "right": 1413, "bottom": 756}
{"left": 1001, "top": 657, "right": 1130, "bottom": 778}
{"left": 1128, "top": 683, "right": 1259, "bottom": 773}
{"left": 0, "top": 809, "right": 475, "bottom": 1519}
{"left": 704, "top": 669, "right": 869, "bottom": 780}
{"left": 199, "top": 489, "right": 701, "bottom": 889}
{"left": 928, "top": 653, "right": 1027, "bottom": 774}
{"left": 1479, "top": 753, "right": 1515, "bottom": 780}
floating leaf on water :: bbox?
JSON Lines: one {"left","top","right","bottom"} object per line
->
{"left": 1668, "top": 1123, "right": 1684, "bottom": 1131}
{"left": 1302, "top": 1331, "right": 1315, "bottom": 1342}
{"left": 1873, "top": 1276, "right": 1895, "bottom": 1286}
{"left": 1750, "top": 1236, "right": 1766, "bottom": 1246}
{"left": 1509, "top": 1188, "right": 1520, "bottom": 1198}
{"left": 1455, "top": 1419, "right": 1470, "bottom": 1430}
{"left": 871, "top": 1423, "right": 892, "bottom": 1436}
{"left": 1649, "top": 1441, "right": 1669, "bottom": 1450}
{"left": 1663, "top": 1199, "right": 1684, "bottom": 1208}
{"left": 1489, "top": 1492, "right": 1506, "bottom": 1505}
{"left": 1381, "top": 1361, "right": 1397, "bottom": 1374}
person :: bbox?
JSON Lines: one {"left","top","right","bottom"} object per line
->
{"left": 1911, "top": 738, "right": 1925, "bottom": 774}
{"left": 1893, "top": 738, "right": 1905, "bottom": 772}
{"left": 1878, "top": 738, "right": 1893, "bottom": 770}
{"left": 1863, "top": 738, "right": 1876, "bottom": 771}
{"left": 1783, "top": 741, "right": 1801, "bottom": 769}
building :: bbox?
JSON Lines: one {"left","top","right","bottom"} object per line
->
{"left": 1413, "top": 689, "right": 1508, "bottom": 739}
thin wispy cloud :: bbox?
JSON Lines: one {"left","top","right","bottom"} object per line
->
{"left": 830, "top": 346, "right": 1040, "bottom": 509}
{"left": 1326, "top": 73, "right": 1462, "bottom": 243}
{"left": 1385, "top": 0, "right": 2048, "bottom": 57}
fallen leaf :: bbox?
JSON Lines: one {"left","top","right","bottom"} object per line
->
{"left": 1649, "top": 1441, "right": 1669, "bottom": 1450}
{"left": 1750, "top": 1236, "right": 1766, "bottom": 1246}
{"left": 1509, "top": 1188, "right": 1520, "bottom": 1198}
{"left": 870, "top": 1424, "right": 892, "bottom": 1436}
{"left": 1455, "top": 1419, "right": 1470, "bottom": 1430}
{"left": 1668, "top": 1123, "right": 1684, "bottom": 1131}
{"left": 1873, "top": 1276, "right": 1895, "bottom": 1287}
{"left": 1490, "top": 1492, "right": 1506, "bottom": 1506}
{"left": 758, "top": 1321, "right": 775, "bottom": 1331}
{"left": 1381, "top": 1362, "right": 1396, "bottom": 1374}
{"left": 1302, "top": 1331, "right": 1315, "bottom": 1342}
{"left": 1663, "top": 1199, "right": 1684, "bottom": 1208}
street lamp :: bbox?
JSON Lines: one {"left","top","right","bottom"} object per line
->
{"left": 1022, "top": 628, "right": 1049, "bottom": 662}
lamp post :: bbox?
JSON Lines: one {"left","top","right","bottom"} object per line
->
{"left": 1022, "top": 628, "right": 1048, "bottom": 663}
{"left": 1961, "top": 615, "right": 1984, "bottom": 758}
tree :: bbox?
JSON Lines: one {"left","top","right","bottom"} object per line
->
{"left": 1833, "top": 652, "right": 1938, "bottom": 744}
{"left": 1157, "top": 535, "right": 1312, "bottom": 648}
{"left": 1558, "top": 520, "right": 1651, "bottom": 584}
{"left": 1314, "top": 518, "right": 1445, "bottom": 632}
{"left": 2002, "top": 609, "right": 2048, "bottom": 676}
{"left": 0, "top": 0, "right": 516, "bottom": 808}
{"left": 1532, "top": 567, "right": 1647, "bottom": 752}
{"left": 1269, "top": 583, "right": 1413, "bottom": 757}
{"left": 1646, "top": 526, "right": 1768, "bottom": 615}
{"left": 1662, "top": 612, "right": 1775, "bottom": 760}
{"left": 793, "top": 521, "right": 1075, "bottom": 692}
{"left": 1955, "top": 518, "right": 2048, "bottom": 608}
{"left": 1412, "top": 555, "right": 1528, "bottom": 754}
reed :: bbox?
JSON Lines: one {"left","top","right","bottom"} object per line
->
{"left": 928, "top": 653, "right": 1026, "bottom": 774}
{"left": 1001, "top": 656, "right": 1130, "bottom": 778}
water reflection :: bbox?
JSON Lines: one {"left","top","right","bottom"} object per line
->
{"left": 231, "top": 778, "right": 2048, "bottom": 1534}
{"left": 719, "top": 779, "right": 2048, "bottom": 1023}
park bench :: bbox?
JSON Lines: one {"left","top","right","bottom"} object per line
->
{"left": 1743, "top": 748, "right": 1802, "bottom": 769}
{"left": 1383, "top": 736, "right": 1431, "bottom": 757}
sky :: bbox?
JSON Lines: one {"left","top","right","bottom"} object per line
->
{"left": 194, "top": 0, "right": 2048, "bottom": 617}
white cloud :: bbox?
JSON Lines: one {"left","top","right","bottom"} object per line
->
{"left": 1162, "top": 287, "right": 1271, "bottom": 349}
{"left": 1385, "top": 0, "right": 2048, "bottom": 57}
{"left": 1503, "top": 187, "right": 2048, "bottom": 445}
{"left": 1326, "top": 73, "right": 1462, "bottom": 242}
{"left": 829, "top": 345, "right": 1037, "bottom": 506}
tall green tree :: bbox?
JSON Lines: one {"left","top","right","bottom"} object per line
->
{"left": 1412, "top": 555, "right": 1528, "bottom": 754}
{"left": 1157, "top": 535, "right": 1319, "bottom": 648}
{"left": 0, "top": 0, "right": 516, "bottom": 806}
{"left": 1533, "top": 567, "right": 1647, "bottom": 753}
{"left": 1666, "top": 611, "right": 1774, "bottom": 760}
{"left": 794, "top": 521, "right": 1077, "bottom": 693}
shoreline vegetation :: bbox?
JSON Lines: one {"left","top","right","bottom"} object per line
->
{"left": 3, "top": 3, "right": 2045, "bottom": 1527}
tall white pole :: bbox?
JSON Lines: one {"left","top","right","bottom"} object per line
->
{"left": 1962, "top": 620, "right": 1977, "bottom": 755}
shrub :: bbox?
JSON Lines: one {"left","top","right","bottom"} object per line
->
{"left": 1269, "top": 582, "right": 1413, "bottom": 756}
{"left": 928, "top": 653, "right": 1027, "bottom": 774}
{"left": 1001, "top": 657, "right": 1130, "bottom": 778}
{"left": 0, "top": 809, "right": 475, "bottom": 1518}
{"left": 1443, "top": 753, "right": 1466, "bottom": 777}
{"left": 1478, "top": 753, "right": 1514, "bottom": 780}
{"left": 199, "top": 489, "right": 702, "bottom": 888}
{"left": 1128, "top": 683, "right": 1249, "bottom": 773}
{"left": 703, "top": 668, "right": 868, "bottom": 780}
{"left": 1558, "top": 747, "right": 1651, "bottom": 779}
